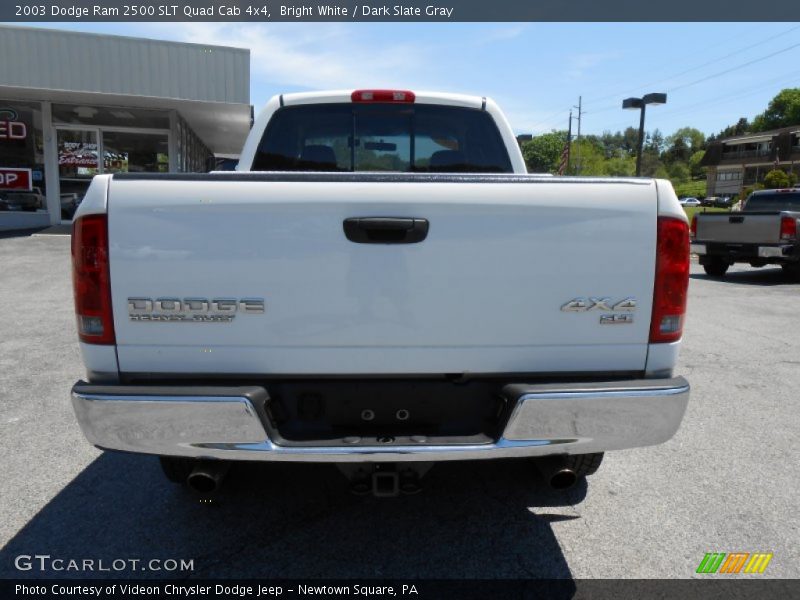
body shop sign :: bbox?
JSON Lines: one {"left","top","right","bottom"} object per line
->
{"left": 0, "top": 168, "right": 32, "bottom": 191}
{"left": 59, "top": 141, "right": 99, "bottom": 170}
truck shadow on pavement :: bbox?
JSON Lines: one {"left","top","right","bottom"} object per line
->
{"left": 0, "top": 227, "right": 47, "bottom": 240}
{"left": 1, "top": 452, "right": 583, "bottom": 581}
{"left": 690, "top": 266, "right": 798, "bottom": 286}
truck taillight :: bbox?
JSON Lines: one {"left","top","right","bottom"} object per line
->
{"left": 650, "top": 217, "right": 689, "bottom": 344}
{"left": 780, "top": 215, "right": 797, "bottom": 240}
{"left": 72, "top": 214, "right": 115, "bottom": 345}
{"left": 351, "top": 89, "right": 415, "bottom": 103}
{"left": 690, "top": 214, "right": 697, "bottom": 240}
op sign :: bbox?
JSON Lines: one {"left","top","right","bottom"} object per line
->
{"left": 0, "top": 167, "right": 32, "bottom": 191}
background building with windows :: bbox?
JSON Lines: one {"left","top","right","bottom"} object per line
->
{"left": 0, "top": 25, "right": 251, "bottom": 231}
{"left": 701, "top": 126, "right": 800, "bottom": 198}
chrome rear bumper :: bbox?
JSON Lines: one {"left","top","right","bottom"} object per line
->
{"left": 71, "top": 377, "right": 689, "bottom": 462}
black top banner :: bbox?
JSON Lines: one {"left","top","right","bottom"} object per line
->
{"left": 4, "top": 0, "right": 800, "bottom": 22}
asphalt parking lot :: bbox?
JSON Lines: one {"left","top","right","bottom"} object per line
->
{"left": 0, "top": 230, "right": 798, "bottom": 580}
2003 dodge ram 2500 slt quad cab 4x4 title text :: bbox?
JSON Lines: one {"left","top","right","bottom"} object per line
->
{"left": 70, "top": 89, "right": 691, "bottom": 496}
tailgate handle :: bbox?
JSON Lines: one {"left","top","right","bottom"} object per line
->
{"left": 343, "top": 217, "right": 429, "bottom": 244}
{"left": 729, "top": 216, "right": 744, "bottom": 223}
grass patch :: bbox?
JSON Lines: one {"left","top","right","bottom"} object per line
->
{"left": 673, "top": 180, "right": 707, "bottom": 198}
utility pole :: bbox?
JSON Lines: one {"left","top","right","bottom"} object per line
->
{"left": 563, "top": 110, "right": 572, "bottom": 175}
{"left": 573, "top": 96, "right": 583, "bottom": 175}
{"left": 567, "top": 109, "right": 572, "bottom": 153}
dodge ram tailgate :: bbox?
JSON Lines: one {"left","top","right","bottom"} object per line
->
{"left": 106, "top": 173, "right": 659, "bottom": 375}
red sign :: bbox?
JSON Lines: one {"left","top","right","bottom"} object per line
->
{"left": 0, "top": 168, "right": 32, "bottom": 191}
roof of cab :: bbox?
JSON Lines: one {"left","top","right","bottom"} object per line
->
{"left": 280, "top": 89, "right": 485, "bottom": 110}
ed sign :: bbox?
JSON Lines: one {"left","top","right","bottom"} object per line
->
{"left": 0, "top": 168, "right": 32, "bottom": 191}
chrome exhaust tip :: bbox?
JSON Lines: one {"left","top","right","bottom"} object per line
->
{"left": 549, "top": 468, "right": 578, "bottom": 490}
{"left": 186, "top": 460, "right": 230, "bottom": 493}
{"left": 534, "top": 457, "right": 579, "bottom": 490}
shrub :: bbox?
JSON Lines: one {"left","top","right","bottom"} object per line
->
{"left": 763, "top": 169, "right": 791, "bottom": 189}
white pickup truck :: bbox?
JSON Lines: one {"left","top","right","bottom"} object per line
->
{"left": 70, "top": 89, "right": 690, "bottom": 496}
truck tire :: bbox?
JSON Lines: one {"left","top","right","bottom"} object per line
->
{"left": 703, "top": 260, "right": 729, "bottom": 277}
{"left": 565, "top": 452, "right": 604, "bottom": 477}
{"left": 158, "top": 456, "right": 195, "bottom": 484}
{"left": 781, "top": 263, "right": 800, "bottom": 280}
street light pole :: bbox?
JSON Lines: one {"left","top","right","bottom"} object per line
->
{"left": 622, "top": 93, "right": 667, "bottom": 177}
{"left": 636, "top": 102, "right": 646, "bottom": 177}
{"left": 574, "top": 96, "right": 582, "bottom": 174}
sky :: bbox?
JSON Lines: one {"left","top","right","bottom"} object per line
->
{"left": 14, "top": 21, "right": 800, "bottom": 138}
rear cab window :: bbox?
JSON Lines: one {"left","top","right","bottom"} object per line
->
{"left": 744, "top": 192, "right": 800, "bottom": 212}
{"left": 252, "top": 103, "right": 513, "bottom": 173}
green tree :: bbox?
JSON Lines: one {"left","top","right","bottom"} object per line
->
{"left": 569, "top": 138, "right": 607, "bottom": 175}
{"left": 639, "top": 147, "right": 662, "bottom": 177}
{"left": 663, "top": 137, "right": 691, "bottom": 164}
{"left": 522, "top": 131, "right": 568, "bottom": 173}
{"left": 634, "top": 152, "right": 667, "bottom": 178}
{"left": 733, "top": 117, "right": 750, "bottom": 136}
{"left": 667, "top": 162, "right": 691, "bottom": 184}
{"left": 689, "top": 150, "right": 706, "bottom": 179}
{"left": 654, "top": 165, "right": 670, "bottom": 179}
{"left": 647, "top": 129, "right": 665, "bottom": 154}
{"left": 763, "top": 169, "right": 791, "bottom": 189}
{"left": 714, "top": 117, "right": 750, "bottom": 140}
{"left": 622, "top": 127, "right": 640, "bottom": 154}
{"left": 751, "top": 88, "right": 800, "bottom": 132}
{"left": 603, "top": 155, "right": 636, "bottom": 176}
{"left": 600, "top": 130, "right": 625, "bottom": 157}
{"left": 667, "top": 127, "right": 706, "bottom": 152}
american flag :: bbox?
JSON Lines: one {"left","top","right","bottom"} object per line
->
{"left": 557, "top": 141, "right": 570, "bottom": 175}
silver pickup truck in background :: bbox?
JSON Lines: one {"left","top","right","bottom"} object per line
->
{"left": 692, "top": 188, "right": 800, "bottom": 278}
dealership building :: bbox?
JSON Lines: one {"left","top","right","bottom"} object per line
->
{"left": 0, "top": 25, "right": 251, "bottom": 231}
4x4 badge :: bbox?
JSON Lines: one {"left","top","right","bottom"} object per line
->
{"left": 561, "top": 297, "right": 637, "bottom": 312}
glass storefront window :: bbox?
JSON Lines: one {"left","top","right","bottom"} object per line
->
{"left": 3, "top": 99, "right": 216, "bottom": 226}
{"left": 57, "top": 129, "right": 99, "bottom": 218}
{"left": 181, "top": 119, "right": 188, "bottom": 172}
{"left": 52, "top": 103, "right": 173, "bottom": 220}
{"left": 0, "top": 100, "right": 46, "bottom": 214}
{"left": 102, "top": 131, "right": 169, "bottom": 174}
{"left": 175, "top": 114, "right": 213, "bottom": 173}
{"left": 175, "top": 118, "right": 184, "bottom": 174}
{"left": 55, "top": 129, "right": 169, "bottom": 218}
{"left": 53, "top": 104, "right": 170, "bottom": 129}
